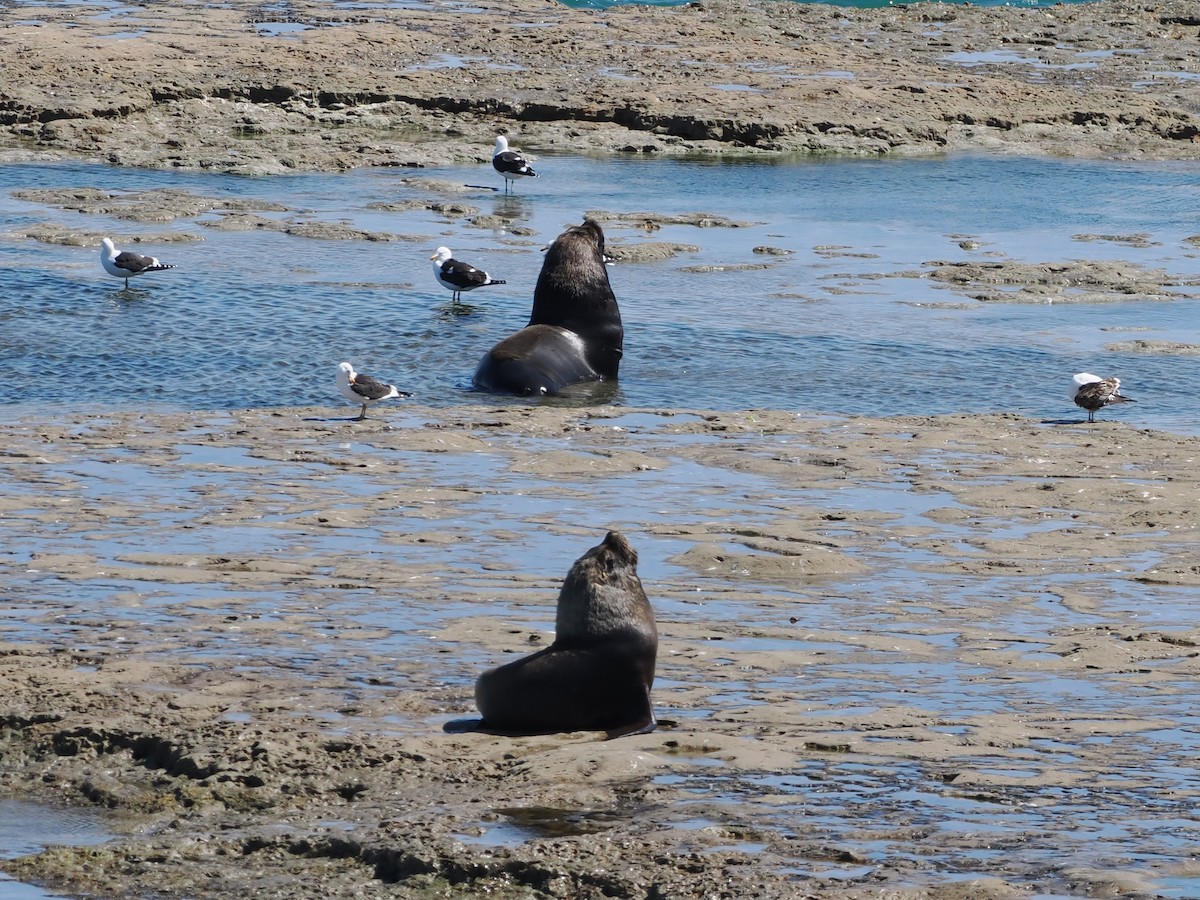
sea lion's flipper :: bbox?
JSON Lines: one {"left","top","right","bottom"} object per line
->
{"left": 442, "top": 717, "right": 486, "bottom": 734}
{"left": 605, "top": 715, "right": 657, "bottom": 740}
{"left": 604, "top": 685, "right": 656, "bottom": 739}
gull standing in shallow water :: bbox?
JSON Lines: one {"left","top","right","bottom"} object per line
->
{"left": 1071, "top": 372, "right": 1136, "bottom": 423}
{"left": 100, "top": 237, "right": 177, "bottom": 288}
{"left": 430, "top": 246, "right": 506, "bottom": 303}
{"left": 336, "top": 361, "right": 410, "bottom": 421}
{"left": 492, "top": 135, "right": 537, "bottom": 193}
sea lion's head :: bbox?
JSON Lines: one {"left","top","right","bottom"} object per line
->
{"left": 555, "top": 531, "right": 654, "bottom": 642}
{"left": 532, "top": 219, "right": 615, "bottom": 317}
{"left": 543, "top": 219, "right": 606, "bottom": 275}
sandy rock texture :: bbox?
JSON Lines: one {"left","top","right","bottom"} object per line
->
{"left": 0, "top": 0, "right": 1198, "bottom": 174}
{"left": 2, "top": 405, "right": 1199, "bottom": 898}
{"left": 3, "top": 1, "right": 1200, "bottom": 897}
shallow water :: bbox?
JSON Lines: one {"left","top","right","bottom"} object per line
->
{"left": 4, "top": 152, "right": 1200, "bottom": 897}
{"left": 2, "top": 153, "right": 1198, "bottom": 431}
{"left": 0, "top": 800, "right": 113, "bottom": 860}
{"left": 4, "top": 414, "right": 1200, "bottom": 895}
{"left": 0, "top": 799, "right": 114, "bottom": 900}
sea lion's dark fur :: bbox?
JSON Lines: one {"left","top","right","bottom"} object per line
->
{"left": 474, "top": 531, "right": 657, "bottom": 738}
{"left": 473, "top": 219, "right": 623, "bottom": 396}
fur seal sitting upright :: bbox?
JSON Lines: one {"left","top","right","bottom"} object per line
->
{"left": 472, "top": 219, "right": 623, "bottom": 397}
{"left": 474, "top": 531, "right": 657, "bottom": 738}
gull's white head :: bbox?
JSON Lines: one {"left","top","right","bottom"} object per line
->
{"left": 431, "top": 247, "right": 452, "bottom": 264}
{"left": 493, "top": 135, "right": 509, "bottom": 155}
{"left": 337, "top": 361, "right": 355, "bottom": 382}
{"left": 101, "top": 237, "right": 116, "bottom": 255}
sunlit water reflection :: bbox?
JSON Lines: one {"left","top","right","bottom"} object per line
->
{"left": 3, "top": 151, "right": 1199, "bottom": 897}
{"left": 2, "top": 153, "right": 1198, "bottom": 430}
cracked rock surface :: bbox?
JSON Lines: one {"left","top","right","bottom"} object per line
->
{"left": 0, "top": 0, "right": 1197, "bottom": 174}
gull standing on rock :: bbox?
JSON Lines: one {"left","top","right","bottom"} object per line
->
{"left": 336, "top": 361, "right": 410, "bottom": 421}
{"left": 100, "top": 237, "right": 177, "bottom": 288}
{"left": 1071, "top": 372, "right": 1135, "bottom": 423}
{"left": 492, "top": 135, "right": 537, "bottom": 194}
{"left": 430, "top": 246, "right": 506, "bottom": 303}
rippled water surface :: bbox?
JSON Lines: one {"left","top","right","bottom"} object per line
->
{"left": 3, "top": 153, "right": 1200, "bottom": 898}
{"left": 0, "top": 799, "right": 114, "bottom": 899}
{"left": 2, "top": 154, "right": 1198, "bottom": 428}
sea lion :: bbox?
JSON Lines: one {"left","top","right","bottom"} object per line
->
{"left": 472, "top": 219, "right": 623, "bottom": 397}
{"left": 474, "top": 531, "right": 657, "bottom": 738}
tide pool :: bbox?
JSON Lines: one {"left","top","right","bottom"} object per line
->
{"left": 1, "top": 152, "right": 1197, "bottom": 430}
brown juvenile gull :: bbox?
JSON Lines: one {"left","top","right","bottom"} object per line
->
{"left": 1072, "top": 372, "right": 1135, "bottom": 423}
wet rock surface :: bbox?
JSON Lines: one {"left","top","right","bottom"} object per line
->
{"left": 922, "top": 259, "right": 1200, "bottom": 303}
{"left": 3, "top": 406, "right": 1200, "bottom": 898}
{"left": 3, "top": 1, "right": 1200, "bottom": 897}
{"left": 0, "top": 0, "right": 1197, "bottom": 175}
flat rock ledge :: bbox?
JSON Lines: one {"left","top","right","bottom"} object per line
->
{"left": 0, "top": 0, "right": 1198, "bottom": 173}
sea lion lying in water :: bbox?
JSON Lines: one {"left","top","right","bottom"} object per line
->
{"left": 474, "top": 531, "right": 657, "bottom": 738}
{"left": 472, "top": 219, "right": 623, "bottom": 397}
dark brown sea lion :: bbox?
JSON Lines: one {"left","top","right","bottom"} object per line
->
{"left": 474, "top": 531, "right": 657, "bottom": 738}
{"left": 472, "top": 219, "right": 623, "bottom": 397}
